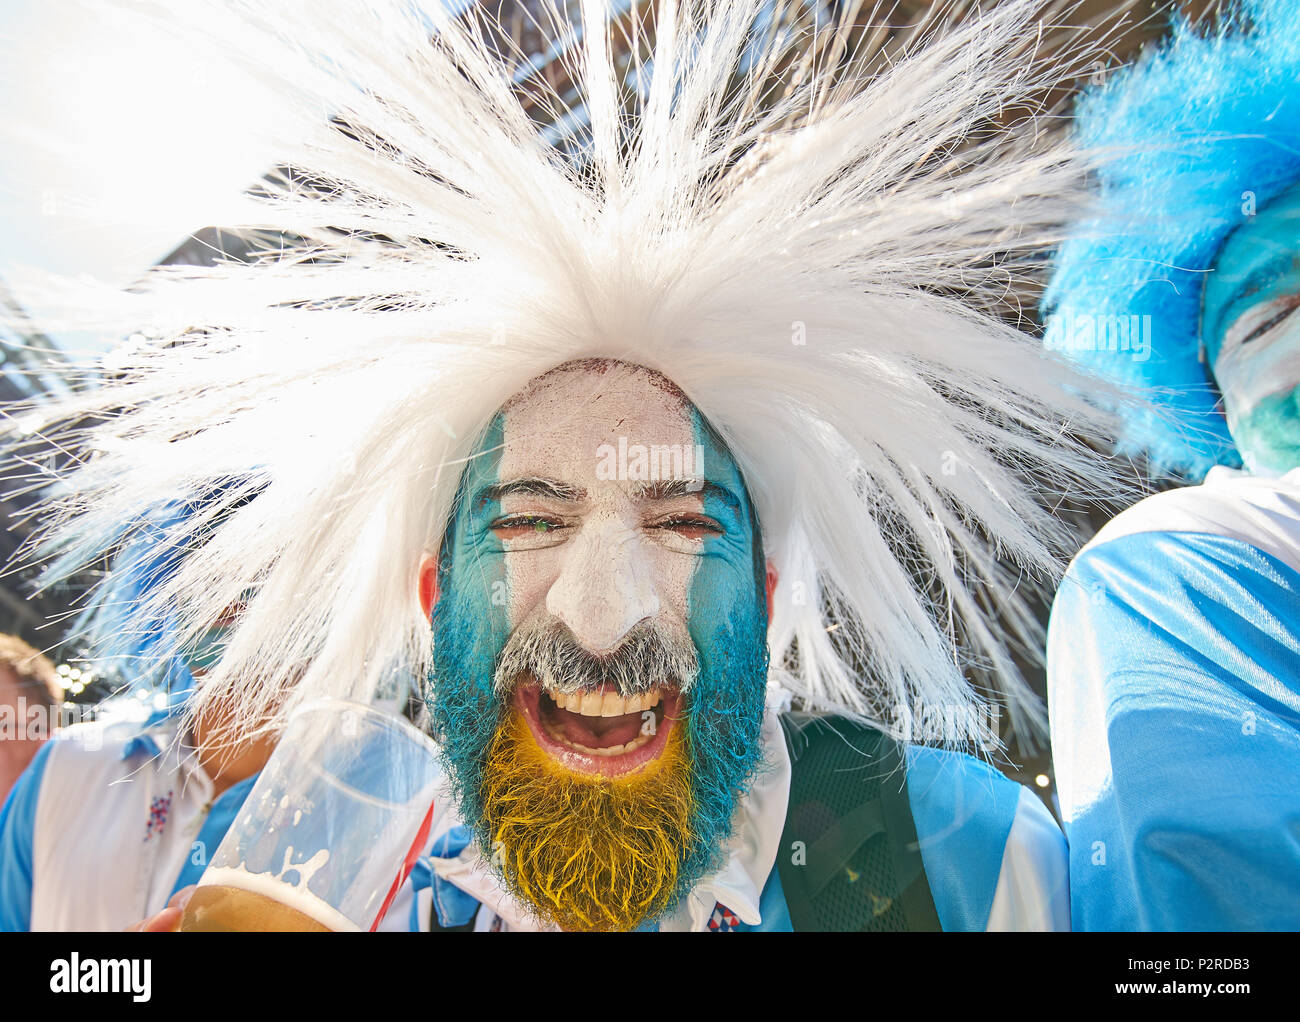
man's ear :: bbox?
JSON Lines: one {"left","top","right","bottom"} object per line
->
{"left": 764, "top": 561, "right": 778, "bottom": 622}
{"left": 418, "top": 555, "right": 441, "bottom": 621}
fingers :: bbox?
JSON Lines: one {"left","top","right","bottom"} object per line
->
{"left": 167, "top": 885, "right": 197, "bottom": 911}
{"left": 124, "top": 885, "right": 196, "bottom": 932}
{"left": 140, "top": 906, "right": 184, "bottom": 932}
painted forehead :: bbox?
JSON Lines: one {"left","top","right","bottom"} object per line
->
{"left": 504, "top": 358, "right": 692, "bottom": 411}
{"left": 1202, "top": 181, "right": 1300, "bottom": 360}
{"left": 497, "top": 360, "right": 701, "bottom": 483}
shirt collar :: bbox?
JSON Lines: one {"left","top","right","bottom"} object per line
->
{"left": 117, "top": 687, "right": 193, "bottom": 761}
{"left": 115, "top": 698, "right": 216, "bottom": 803}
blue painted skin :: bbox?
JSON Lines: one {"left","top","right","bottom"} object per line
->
{"left": 182, "top": 625, "right": 230, "bottom": 677}
{"left": 678, "top": 408, "right": 770, "bottom": 893}
{"left": 1202, "top": 180, "right": 1300, "bottom": 475}
{"left": 428, "top": 396, "right": 770, "bottom": 921}
{"left": 430, "top": 412, "right": 510, "bottom": 830}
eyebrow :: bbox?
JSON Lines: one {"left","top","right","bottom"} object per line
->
{"left": 475, "top": 475, "right": 743, "bottom": 513}
{"left": 475, "top": 477, "right": 587, "bottom": 509}
{"left": 631, "top": 477, "right": 742, "bottom": 511}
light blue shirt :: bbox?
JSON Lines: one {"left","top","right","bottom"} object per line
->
{"left": 1049, "top": 469, "right": 1300, "bottom": 930}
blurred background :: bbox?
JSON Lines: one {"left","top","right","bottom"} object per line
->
{"left": 0, "top": 0, "right": 1216, "bottom": 802}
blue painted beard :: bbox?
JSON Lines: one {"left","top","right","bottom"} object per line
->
{"left": 426, "top": 402, "right": 771, "bottom": 929}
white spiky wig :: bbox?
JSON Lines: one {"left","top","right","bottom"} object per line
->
{"left": 4, "top": 0, "right": 1126, "bottom": 748}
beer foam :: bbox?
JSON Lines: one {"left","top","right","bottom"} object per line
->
{"left": 280, "top": 846, "right": 329, "bottom": 887}
{"left": 200, "top": 866, "right": 361, "bottom": 932}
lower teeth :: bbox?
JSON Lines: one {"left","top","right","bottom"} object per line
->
{"left": 542, "top": 720, "right": 655, "bottom": 757}
{"left": 580, "top": 732, "right": 653, "bottom": 756}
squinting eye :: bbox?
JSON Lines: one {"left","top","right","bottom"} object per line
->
{"left": 1225, "top": 293, "right": 1300, "bottom": 353}
{"left": 651, "top": 516, "right": 722, "bottom": 540}
{"left": 1242, "top": 303, "right": 1299, "bottom": 346}
{"left": 490, "top": 515, "right": 567, "bottom": 540}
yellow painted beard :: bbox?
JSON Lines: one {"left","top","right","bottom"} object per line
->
{"left": 480, "top": 710, "right": 695, "bottom": 932}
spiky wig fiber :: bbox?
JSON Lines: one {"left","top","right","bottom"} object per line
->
{"left": 4, "top": 0, "right": 1125, "bottom": 745}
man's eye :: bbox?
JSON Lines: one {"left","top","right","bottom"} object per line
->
{"left": 651, "top": 516, "right": 722, "bottom": 539}
{"left": 490, "top": 515, "right": 566, "bottom": 539}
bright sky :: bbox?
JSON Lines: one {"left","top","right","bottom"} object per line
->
{"left": 0, "top": 0, "right": 524, "bottom": 359}
{"left": 0, "top": 0, "right": 296, "bottom": 356}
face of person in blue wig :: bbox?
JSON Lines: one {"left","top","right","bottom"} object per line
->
{"left": 182, "top": 619, "right": 232, "bottom": 678}
{"left": 1203, "top": 180, "right": 1300, "bottom": 476}
{"left": 178, "top": 596, "right": 252, "bottom": 680}
{"left": 419, "top": 360, "right": 774, "bottom": 930}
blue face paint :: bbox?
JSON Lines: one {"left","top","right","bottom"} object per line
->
{"left": 1226, "top": 390, "right": 1300, "bottom": 476}
{"left": 429, "top": 412, "right": 511, "bottom": 826}
{"left": 427, "top": 390, "right": 770, "bottom": 917}
{"left": 677, "top": 408, "right": 769, "bottom": 884}
{"left": 1203, "top": 180, "right": 1300, "bottom": 475}
{"left": 180, "top": 624, "right": 229, "bottom": 677}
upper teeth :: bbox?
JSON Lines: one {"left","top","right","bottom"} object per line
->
{"left": 544, "top": 686, "right": 663, "bottom": 717}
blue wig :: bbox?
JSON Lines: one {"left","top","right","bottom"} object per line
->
{"left": 68, "top": 478, "right": 263, "bottom": 699}
{"left": 1042, "top": 0, "right": 1300, "bottom": 477}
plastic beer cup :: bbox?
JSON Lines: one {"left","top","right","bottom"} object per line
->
{"left": 181, "top": 699, "right": 441, "bottom": 932}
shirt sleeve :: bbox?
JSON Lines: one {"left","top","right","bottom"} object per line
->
{"left": 904, "top": 745, "right": 1033, "bottom": 931}
{"left": 983, "top": 787, "right": 1070, "bottom": 931}
{"left": 1048, "top": 529, "right": 1300, "bottom": 930}
{"left": 0, "top": 739, "right": 55, "bottom": 932}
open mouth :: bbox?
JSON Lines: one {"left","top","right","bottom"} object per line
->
{"left": 514, "top": 677, "right": 679, "bottom": 777}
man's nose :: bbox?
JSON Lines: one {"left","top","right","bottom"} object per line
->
{"left": 545, "top": 517, "right": 661, "bottom": 653}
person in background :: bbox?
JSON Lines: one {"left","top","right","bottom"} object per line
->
{"left": 1041, "top": 0, "right": 1300, "bottom": 930}
{"left": 0, "top": 634, "right": 279, "bottom": 931}
{"left": 0, "top": 492, "right": 285, "bottom": 931}
{"left": 0, "top": 634, "right": 60, "bottom": 804}
{"left": 0, "top": 492, "right": 427, "bottom": 932}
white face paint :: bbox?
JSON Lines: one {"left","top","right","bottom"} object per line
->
{"left": 492, "top": 366, "right": 714, "bottom": 651}
{"left": 432, "top": 360, "right": 763, "bottom": 777}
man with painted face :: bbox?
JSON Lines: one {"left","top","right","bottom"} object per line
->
{"left": 406, "top": 358, "right": 1073, "bottom": 932}
{"left": 1041, "top": 0, "right": 1300, "bottom": 930}
{"left": 423, "top": 362, "right": 769, "bottom": 931}
{"left": 5, "top": 0, "right": 1128, "bottom": 931}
